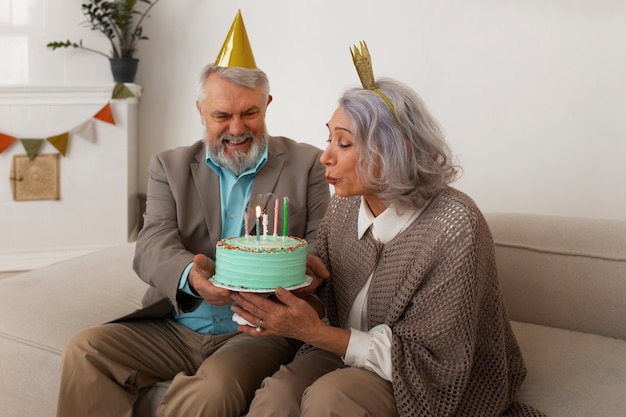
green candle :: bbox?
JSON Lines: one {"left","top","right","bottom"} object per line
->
{"left": 282, "top": 197, "right": 288, "bottom": 236}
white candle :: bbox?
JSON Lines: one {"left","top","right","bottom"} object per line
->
{"left": 255, "top": 205, "right": 261, "bottom": 244}
{"left": 262, "top": 211, "right": 269, "bottom": 239}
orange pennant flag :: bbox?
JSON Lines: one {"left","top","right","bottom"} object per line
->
{"left": 47, "top": 132, "right": 70, "bottom": 156}
{"left": 94, "top": 102, "right": 115, "bottom": 124}
{"left": 0, "top": 133, "right": 17, "bottom": 153}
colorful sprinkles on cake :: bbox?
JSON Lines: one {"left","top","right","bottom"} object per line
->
{"left": 217, "top": 236, "right": 306, "bottom": 253}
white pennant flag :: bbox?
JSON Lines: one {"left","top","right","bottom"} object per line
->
{"left": 71, "top": 119, "right": 97, "bottom": 143}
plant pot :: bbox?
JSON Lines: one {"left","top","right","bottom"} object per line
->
{"left": 110, "top": 58, "right": 139, "bottom": 83}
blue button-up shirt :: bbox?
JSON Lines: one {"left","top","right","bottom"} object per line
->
{"left": 173, "top": 145, "right": 268, "bottom": 334}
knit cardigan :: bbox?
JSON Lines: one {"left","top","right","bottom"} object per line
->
{"left": 314, "top": 188, "right": 544, "bottom": 417}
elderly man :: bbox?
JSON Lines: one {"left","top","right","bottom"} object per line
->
{"left": 56, "top": 11, "right": 329, "bottom": 417}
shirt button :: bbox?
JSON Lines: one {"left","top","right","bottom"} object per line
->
{"left": 229, "top": 213, "right": 235, "bottom": 218}
{"left": 215, "top": 318, "right": 222, "bottom": 323}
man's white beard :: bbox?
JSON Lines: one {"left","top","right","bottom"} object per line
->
{"left": 208, "top": 132, "right": 268, "bottom": 176}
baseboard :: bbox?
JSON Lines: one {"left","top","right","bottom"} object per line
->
{"left": 0, "top": 247, "right": 104, "bottom": 272}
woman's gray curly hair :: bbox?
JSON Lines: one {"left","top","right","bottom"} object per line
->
{"left": 339, "top": 77, "right": 460, "bottom": 210}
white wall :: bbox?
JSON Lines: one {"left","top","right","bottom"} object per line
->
{"left": 2, "top": 0, "right": 625, "bottom": 224}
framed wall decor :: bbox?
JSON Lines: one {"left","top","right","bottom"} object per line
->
{"left": 10, "top": 154, "right": 60, "bottom": 201}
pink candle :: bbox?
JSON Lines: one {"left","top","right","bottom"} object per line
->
{"left": 273, "top": 198, "right": 279, "bottom": 236}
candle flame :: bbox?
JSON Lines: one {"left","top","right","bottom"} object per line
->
{"left": 255, "top": 205, "right": 261, "bottom": 218}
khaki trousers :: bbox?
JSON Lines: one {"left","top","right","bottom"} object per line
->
{"left": 246, "top": 348, "right": 398, "bottom": 417}
{"left": 56, "top": 317, "right": 300, "bottom": 417}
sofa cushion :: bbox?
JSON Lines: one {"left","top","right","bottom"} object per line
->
{"left": 512, "top": 321, "right": 626, "bottom": 417}
{"left": 0, "top": 243, "right": 147, "bottom": 417}
{"left": 486, "top": 213, "right": 626, "bottom": 340}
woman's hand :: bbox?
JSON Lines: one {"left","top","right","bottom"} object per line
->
{"left": 231, "top": 287, "right": 324, "bottom": 342}
{"left": 187, "top": 253, "right": 233, "bottom": 306}
{"left": 232, "top": 287, "right": 351, "bottom": 356}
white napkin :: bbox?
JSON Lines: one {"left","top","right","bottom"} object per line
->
{"left": 232, "top": 312, "right": 255, "bottom": 327}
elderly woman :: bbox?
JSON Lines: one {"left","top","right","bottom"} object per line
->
{"left": 231, "top": 44, "right": 543, "bottom": 417}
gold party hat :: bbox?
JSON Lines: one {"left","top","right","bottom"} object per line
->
{"left": 214, "top": 10, "right": 257, "bottom": 69}
{"left": 350, "top": 41, "right": 402, "bottom": 128}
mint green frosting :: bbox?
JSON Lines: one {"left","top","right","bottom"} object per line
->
{"left": 213, "top": 236, "right": 307, "bottom": 290}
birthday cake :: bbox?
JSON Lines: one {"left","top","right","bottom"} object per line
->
{"left": 211, "top": 236, "right": 308, "bottom": 291}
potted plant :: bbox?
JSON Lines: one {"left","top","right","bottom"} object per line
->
{"left": 47, "top": 0, "right": 162, "bottom": 83}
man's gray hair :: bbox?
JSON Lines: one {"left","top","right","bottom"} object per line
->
{"left": 196, "top": 64, "right": 270, "bottom": 104}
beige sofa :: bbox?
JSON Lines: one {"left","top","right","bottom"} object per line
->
{"left": 1, "top": 213, "right": 625, "bottom": 417}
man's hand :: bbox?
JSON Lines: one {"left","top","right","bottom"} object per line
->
{"left": 292, "top": 255, "right": 330, "bottom": 297}
{"left": 187, "top": 253, "right": 233, "bottom": 306}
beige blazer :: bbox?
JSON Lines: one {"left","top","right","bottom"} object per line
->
{"left": 127, "top": 137, "right": 330, "bottom": 319}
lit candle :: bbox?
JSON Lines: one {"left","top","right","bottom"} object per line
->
{"left": 282, "top": 197, "right": 288, "bottom": 238}
{"left": 262, "top": 210, "right": 269, "bottom": 239}
{"left": 255, "top": 205, "right": 261, "bottom": 244}
{"left": 243, "top": 204, "right": 249, "bottom": 238}
{"left": 273, "top": 197, "right": 279, "bottom": 236}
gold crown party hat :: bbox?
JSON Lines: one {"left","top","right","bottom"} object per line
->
{"left": 214, "top": 10, "right": 257, "bottom": 69}
{"left": 350, "top": 41, "right": 402, "bottom": 128}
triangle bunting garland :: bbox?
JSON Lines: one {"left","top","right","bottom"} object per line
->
{"left": 72, "top": 119, "right": 97, "bottom": 143}
{"left": 112, "top": 83, "right": 135, "bottom": 99}
{"left": 1, "top": 85, "right": 131, "bottom": 159}
{"left": 0, "top": 133, "right": 17, "bottom": 154}
{"left": 47, "top": 132, "right": 70, "bottom": 156}
{"left": 20, "top": 138, "right": 45, "bottom": 160}
{"left": 94, "top": 103, "right": 115, "bottom": 125}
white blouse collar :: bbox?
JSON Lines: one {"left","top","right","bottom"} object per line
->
{"left": 357, "top": 196, "right": 427, "bottom": 244}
